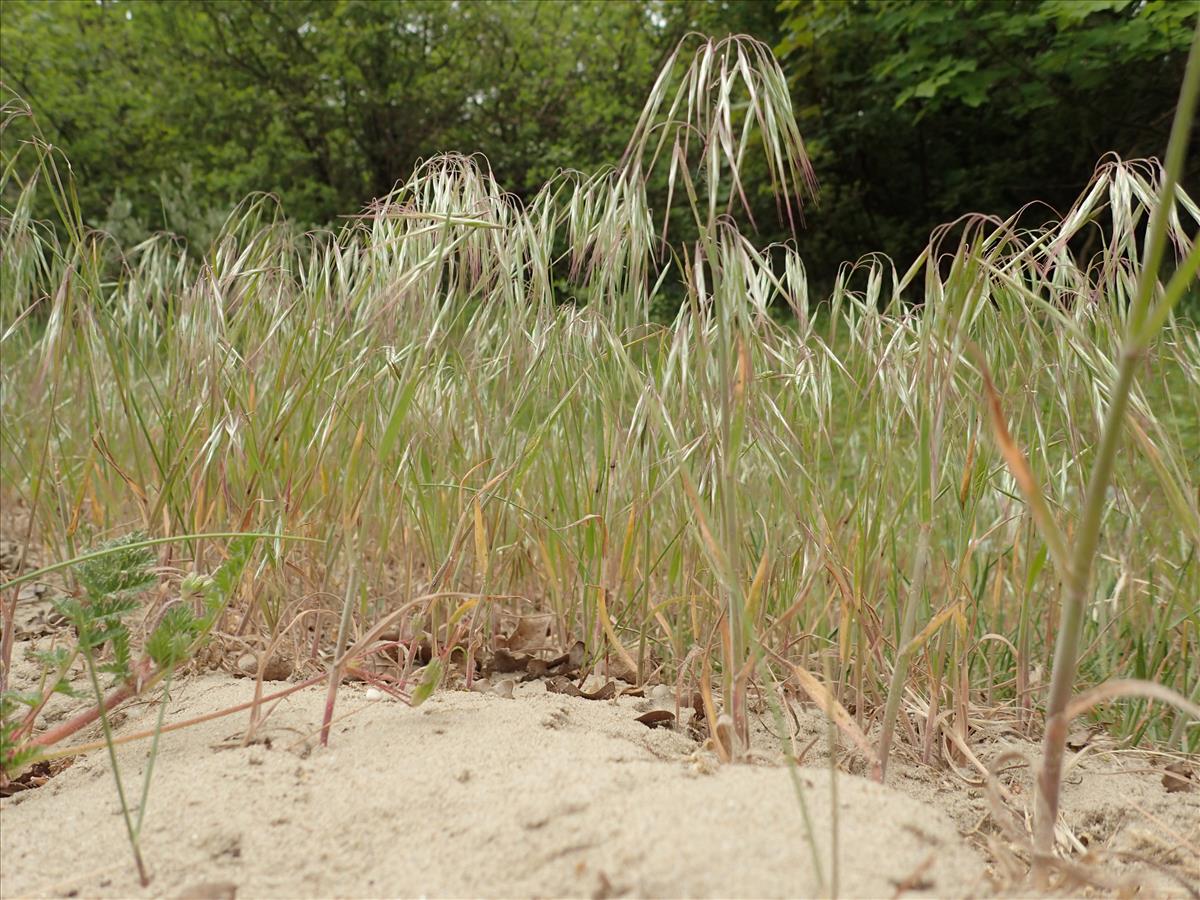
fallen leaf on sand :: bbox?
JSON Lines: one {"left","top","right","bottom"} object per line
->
{"left": 545, "top": 640, "right": 585, "bottom": 675}
{"left": 492, "top": 648, "right": 530, "bottom": 674}
{"left": 635, "top": 710, "right": 675, "bottom": 729}
{"left": 499, "top": 613, "right": 554, "bottom": 652}
{"left": 0, "top": 757, "right": 75, "bottom": 796}
{"left": 491, "top": 638, "right": 584, "bottom": 683}
{"left": 518, "top": 641, "right": 585, "bottom": 682}
{"left": 584, "top": 682, "right": 617, "bottom": 701}
{"left": 546, "top": 676, "right": 583, "bottom": 697}
{"left": 544, "top": 677, "right": 619, "bottom": 701}
{"left": 1162, "top": 762, "right": 1193, "bottom": 793}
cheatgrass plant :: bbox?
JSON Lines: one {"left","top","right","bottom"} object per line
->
{"left": 2, "top": 31, "right": 1199, "bottom": 888}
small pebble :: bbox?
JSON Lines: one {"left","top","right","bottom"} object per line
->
{"left": 365, "top": 688, "right": 384, "bottom": 702}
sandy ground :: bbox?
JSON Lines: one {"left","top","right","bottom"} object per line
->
{"left": 2, "top": 669, "right": 1197, "bottom": 900}
{"left": 2, "top": 673, "right": 995, "bottom": 899}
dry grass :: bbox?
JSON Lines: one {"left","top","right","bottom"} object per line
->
{"left": 1, "top": 35, "right": 1198, "bottom": 882}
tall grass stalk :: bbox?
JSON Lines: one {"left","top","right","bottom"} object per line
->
{"left": 1030, "top": 22, "right": 1200, "bottom": 878}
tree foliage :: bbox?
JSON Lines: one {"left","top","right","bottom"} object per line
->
{"left": 2, "top": 0, "right": 708, "bottom": 243}
{"left": 2, "top": 0, "right": 1194, "bottom": 281}
{"left": 776, "top": 0, "right": 1198, "bottom": 273}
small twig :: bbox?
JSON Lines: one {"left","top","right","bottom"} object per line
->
{"left": 39, "top": 673, "right": 327, "bottom": 761}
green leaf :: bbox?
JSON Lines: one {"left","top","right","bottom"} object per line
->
{"left": 1025, "top": 543, "right": 1050, "bottom": 594}
{"left": 52, "top": 679, "right": 81, "bottom": 698}
{"left": 33, "top": 647, "right": 71, "bottom": 671}
{"left": 202, "top": 536, "right": 255, "bottom": 623}
{"left": 100, "top": 630, "right": 133, "bottom": 682}
{"left": 0, "top": 739, "right": 43, "bottom": 779}
{"left": 410, "top": 658, "right": 443, "bottom": 708}
{"left": 74, "top": 532, "right": 156, "bottom": 600}
{"left": 1, "top": 690, "right": 42, "bottom": 711}
{"left": 146, "top": 603, "right": 202, "bottom": 669}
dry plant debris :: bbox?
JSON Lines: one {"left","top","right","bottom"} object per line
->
{"left": 1161, "top": 762, "right": 1194, "bottom": 794}
{"left": 635, "top": 710, "right": 675, "bottom": 729}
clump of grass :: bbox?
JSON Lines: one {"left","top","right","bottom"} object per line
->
{"left": 1, "top": 31, "right": 1198, "bottom": 890}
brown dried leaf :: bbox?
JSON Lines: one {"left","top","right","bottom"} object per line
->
{"left": 500, "top": 614, "right": 554, "bottom": 653}
{"left": 543, "top": 677, "right": 618, "bottom": 701}
{"left": 635, "top": 710, "right": 675, "bottom": 729}
{"left": 545, "top": 676, "right": 583, "bottom": 698}
{"left": 491, "top": 648, "right": 529, "bottom": 674}
{"left": 544, "top": 640, "right": 585, "bottom": 676}
{"left": 601, "top": 652, "right": 639, "bottom": 685}
{"left": 1162, "top": 762, "right": 1193, "bottom": 793}
{"left": 0, "top": 757, "right": 75, "bottom": 797}
{"left": 581, "top": 682, "right": 617, "bottom": 701}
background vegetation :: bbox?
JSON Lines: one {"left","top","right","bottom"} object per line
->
{"left": 2, "top": 0, "right": 1196, "bottom": 284}
{"left": 1, "top": 6, "right": 1198, "bottom": 886}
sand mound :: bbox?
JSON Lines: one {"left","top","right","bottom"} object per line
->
{"left": 1, "top": 675, "right": 990, "bottom": 899}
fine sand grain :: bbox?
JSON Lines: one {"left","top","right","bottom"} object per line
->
{"left": 1, "top": 675, "right": 992, "bottom": 899}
